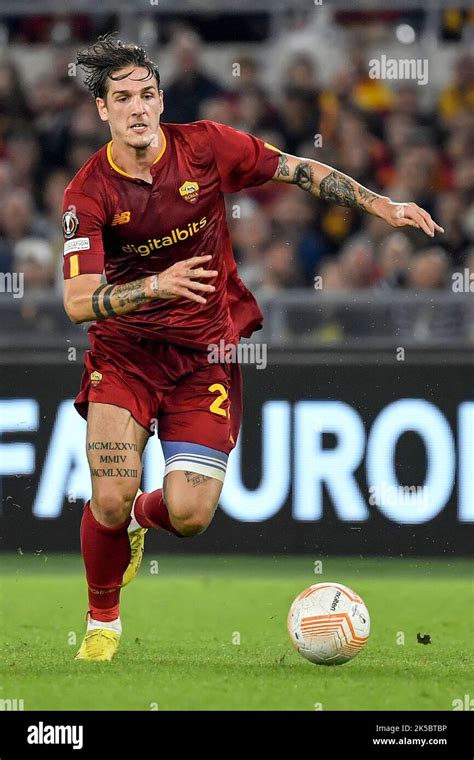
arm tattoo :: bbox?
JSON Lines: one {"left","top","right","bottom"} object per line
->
{"left": 357, "top": 185, "right": 379, "bottom": 208}
{"left": 102, "top": 284, "right": 117, "bottom": 317}
{"left": 150, "top": 274, "right": 160, "bottom": 296}
{"left": 91, "top": 279, "right": 149, "bottom": 321}
{"left": 320, "top": 170, "right": 380, "bottom": 210}
{"left": 276, "top": 154, "right": 290, "bottom": 178}
{"left": 92, "top": 284, "right": 107, "bottom": 320}
{"left": 184, "top": 471, "right": 211, "bottom": 487}
{"left": 89, "top": 272, "right": 179, "bottom": 322}
{"left": 113, "top": 280, "right": 148, "bottom": 309}
{"left": 276, "top": 155, "right": 314, "bottom": 190}
{"left": 293, "top": 162, "right": 314, "bottom": 192}
{"left": 149, "top": 274, "right": 173, "bottom": 299}
{"left": 320, "top": 171, "right": 356, "bottom": 206}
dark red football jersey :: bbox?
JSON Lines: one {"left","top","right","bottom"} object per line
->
{"left": 62, "top": 120, "right": 281, "bottom": 349}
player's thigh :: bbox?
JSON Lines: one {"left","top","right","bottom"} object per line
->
{"left": 86, "top": 402, "right": 149, "bottom": 524}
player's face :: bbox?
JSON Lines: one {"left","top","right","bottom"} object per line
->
{"left": 96, "top": 67, "right": 164, "bottom": 150}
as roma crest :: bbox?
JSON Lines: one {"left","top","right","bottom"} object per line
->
{"left": 90, "top": 371, "right": 103, "bottom": 386}
{"left": 179, "top": 180, "right": 200, "bottom": 204}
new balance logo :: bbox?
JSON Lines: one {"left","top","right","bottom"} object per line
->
{"left": 111, "top": 211, "right": 131, "bottom": 225}
{"left": 27, "top": 722, "right": 83, "bottom": 750}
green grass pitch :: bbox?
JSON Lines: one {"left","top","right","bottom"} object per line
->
{"left": 0, "top": 553, "right": 472, "bottom": 711}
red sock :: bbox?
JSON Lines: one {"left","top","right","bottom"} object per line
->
{"left": 134, "top": 489, "right": 184, "bottom": 536}
{"left": 80, "top": 501, "right": 131, "bottom": 622}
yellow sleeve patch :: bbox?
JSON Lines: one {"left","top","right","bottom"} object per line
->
{"left": 264, "top": 141, "right": 282, "bottom": 154}
{"left": 70, "top": 254, "right": 79, "bottom": 277}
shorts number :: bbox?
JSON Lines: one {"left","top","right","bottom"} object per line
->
{"left": 208, "top": 383, "right": 228, "bottom": 417}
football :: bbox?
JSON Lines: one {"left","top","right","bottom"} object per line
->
{"left": 287, "top": 582, "right": 370, "bottom": 665}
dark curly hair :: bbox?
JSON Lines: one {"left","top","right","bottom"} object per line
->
{"left": 76, "top": 32, "right": 160, "bottom": 100}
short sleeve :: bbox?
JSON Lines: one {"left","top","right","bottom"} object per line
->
{"left": 203, "top": 121, "right": 281, "bottom": 193}
{"left": 62, "top": 189, "right": 105, "bottom": 279}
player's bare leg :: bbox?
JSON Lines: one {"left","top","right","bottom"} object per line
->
{"left": 75, "top": 402, "right": 148, "bottom": 661}
{"left": 163, "top": 470, "right": 223, "bottom": 535}
{"left": 131, "top": 469, "right": 222, "bottom": 535}
{"left": 128, "top": 469, "right": 218, "bottom": 531}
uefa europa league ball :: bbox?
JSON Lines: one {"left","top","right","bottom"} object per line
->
{"left": 287, "top": 582, "right": 370, "bottom": 665}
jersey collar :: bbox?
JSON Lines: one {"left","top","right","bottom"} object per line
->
{"left": 106, "top": 127, "right": 167, "bottom": 181}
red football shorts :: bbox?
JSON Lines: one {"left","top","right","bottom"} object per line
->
{"left": 75, "top": 327, "right": 242, "bottom": 482}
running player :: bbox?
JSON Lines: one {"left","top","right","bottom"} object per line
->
{"left": 63, "top": 34, "right": 443, "bottom": 661}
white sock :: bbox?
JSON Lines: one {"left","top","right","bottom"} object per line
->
{"left": 127, "top": 489, "right": 143, "bottom": 533}
{"left": 87, "top": 616, "right": 122, "bottom": 635}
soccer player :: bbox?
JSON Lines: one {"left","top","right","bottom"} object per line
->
{"left": 63, "top": 34, "right": 443, "bottom": 661}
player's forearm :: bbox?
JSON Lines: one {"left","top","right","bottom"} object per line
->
{"left": 274, "top": 154, "right": 389, "bottom": 218}
{"left": 66, "top": 255, "right": 217, "bottom": 324}
{"left": 70, "top": 275, "right": 160, "bottom": 324}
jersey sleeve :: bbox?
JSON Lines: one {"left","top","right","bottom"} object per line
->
{"left": 62, "top": 189, "right": 105, "bottom": 279}
{"left": 203, "top": 120, "right": 281, "bottom": 193}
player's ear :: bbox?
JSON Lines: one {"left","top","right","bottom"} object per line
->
{"left": 96, "top": 97, "right": 109, "bottom": 122}
{"left": 158, "top": 89, "right": 164, "bottom": 115}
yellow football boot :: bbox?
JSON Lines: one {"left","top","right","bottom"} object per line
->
{"left": 74, "top": 628, "right": 120, "bottom": 662}
{"left": 122, "top": 489, "right": 147, "bottom": 588}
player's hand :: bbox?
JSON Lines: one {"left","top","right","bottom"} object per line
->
{"left": 381, "top": 199, "right": 444, "bottom": 237}
{"left": 147, "top": 255, "right": 218, "bottom": 305}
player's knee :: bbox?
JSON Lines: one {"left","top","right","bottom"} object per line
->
{"left": 92, "top": 485, "right": 136, "bottom": 527}
{"left": 176, "top": 512, "right": 211, "bottom": 537}
{"left": 166, "top": 494, "right": 217, "bottom": 537}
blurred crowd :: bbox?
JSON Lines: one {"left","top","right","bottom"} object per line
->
{"left": 0, "top": 27, "right": 473, "bottom": 298}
